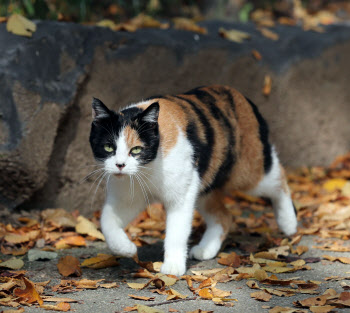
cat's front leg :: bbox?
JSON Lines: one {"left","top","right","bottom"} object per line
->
{"left": 161, "top": 174, "right": 200, "bottom": 276}
{"left": 100, "top": 182, "right": 145, "bottom": 257}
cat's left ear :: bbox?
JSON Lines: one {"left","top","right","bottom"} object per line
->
{"left": 139, "top": 102, "right": 159, "bottom": 123}
{"left": 92, "top": 98, "right": 110, "bottom": 120}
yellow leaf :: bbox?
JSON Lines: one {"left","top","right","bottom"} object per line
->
{"left": 127, "top": 282, "right": 148, "bottom": 290}
{"left": 76, "top": 216, "right": 105, "bottom": 241}
{"left": 155, "top": 273, "right": 177, "bottom": 286}
{"left": 96, "top": 19, "right": 117, "bottom": 30}
{"left": 218, "top": 27, "right": 251, "bottom": 43}
{"left": 6, "top": 14, "right": 36, "bottom": 37}
{"left": 198, "top": 288, "right": 214, "bottom": 299}
{"left": 259, "top": 28, "right": 279, "bottom": 40}
{"left": 173, "top": 17, "right": 207, "bottom": 34}
{"left": 323, "top": 178, "right": 347, "bottom": 192}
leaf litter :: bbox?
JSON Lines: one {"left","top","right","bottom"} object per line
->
{"left": 1, "top": 153, "right": 350, "bottom": 311}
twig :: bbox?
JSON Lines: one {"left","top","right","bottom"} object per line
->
{"left": 146, "top": 296, "right": 197, "bottom": 307}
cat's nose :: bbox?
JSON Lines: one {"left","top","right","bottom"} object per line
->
{"left": 116, "top": 163, "right": 126, "bottom": 170}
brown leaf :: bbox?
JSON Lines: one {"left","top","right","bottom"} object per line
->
{"left": 173, "top": 17, "right": 207, "bottom": 34}
{"left": 259, "top": 28, "right": 279, "bottom": 41}
{"left": 309, "top": 306, "right": 336, "bottom": 313}
{"left": 41, "top": 208, "right": 76, "bottom": 228}
{"left": 247, "top": 280, "right": 260, "bottom": 289}
{"left": 55, "top": 235, "right": 86, "bottom": 249}
{"left": 296, "top": 246, "right": 309, "bottom": 256}
{"left": 217, "top": 252, "right": 241, "bottom": 267}
{"left": 0, "top": 258, "right": 24, "bottom": 270}
{"left": 262, "top": 75, "right": 272, "bottom": 96}
{"left": 57, "top": 256, "right": 82, "bottom": 277}
{"left": 252, "top": 49, "right": 262, "bottom": 60}
{"left": 1, "top": 308, "right": 25, "bottom": 313}
{"left": 75, "top": 216, "right": 105, "bottom": 240}
{"left": 13, "top": 277, "right": 43, "bottom": 305}
{"left": 128, "top": 294, "right": 155, "bottom": 301}
{"left": 136, "top": 304, "right": 165, "bottom": 312}
{"left": 4, "top": 230, "right": 40, "bottom": 244}
{"left": 198, "top": 288, "right": 213, "bottom": 299}
{"left": 251, "top": 290, "right": 272, "bottom": 302}
{"left": 81, "top": 253, "right": 119, "bottom": 269}
{"left": 218, "top": 28, "right": 251, "bottom": 43}
{"left": 40, "top": 302, "right": 71, "bottom": 311}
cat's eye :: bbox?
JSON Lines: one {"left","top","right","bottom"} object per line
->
{"left": 104, "top": 144, "right": 114, "bottom": 153}
{"left": 130, "top": 146, "right": 143, "bottom": 155}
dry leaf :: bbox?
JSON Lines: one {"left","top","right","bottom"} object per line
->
{"left": 259, "top": 28, "right": 279, "bottom": 41}
{"left": 173, "top": 17, "right": 207, "bottom": 34}
{"left": 40, "top": 302, "right": 71, "bottom": 311}
{"left": 55, "top": 235, "right": 86, "bottom": 249}
{"left": 309, "top": 306, "right": 336, "bottom": 313}
{"left": 296, "top": 246, "right": 309, "bottom": 256}
{"left": 81, "top": 253, "right": 119, "bottom": 269}
{"left": 76, "top": 216, "right": 105, "bottom": 241}
{"left": 13, "top": 277, "right": 43, "bottom": 305}
{"left": 136, "top": 304, "right": 165, "bottom": 313}
{"left": 57, "top": 256, "right": 82, "bottom": 277}
{"left": 1, "top": 309, "right": 25, "bottom": 313}
{"left": 127, "top": 282, "right": 148, "bottom": 290}
{"left": 323, "top": 178, "right": 347, "bottom": 192}
{"left": 251, "top": 290, "right": 272, "bottom": 302}
{"left": 262, "top": 75, "right": 272, "bottom": 96}
{"left": 252, "top": 50, "right": 262, "bottom": 60}
{"left": 0, "top": 258, "right": 24, "bottom": 270}
{"left": 269, "top": 307, "right": 308, "bottom": 313}
{"left": 41, "top": 208, "right": 76, "bottom": 228}
{"left": 6, "top": 14, "right": 36, "bottom": 37}
{"left": 128, "top": 294, "right": 155, "bottom": 301}
{"left": 217, "top": 252, "right": 241, "bottom": 267}
{"left": 219, "top": 27, "right": 251, "bottom": 43}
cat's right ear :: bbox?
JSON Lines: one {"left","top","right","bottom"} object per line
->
{"left": 92, "top": 98, "right": 110, "bottom": 120}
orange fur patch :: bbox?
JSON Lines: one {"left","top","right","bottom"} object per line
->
{"left": 123, "top": 125, "right": 142, "bottom": 151}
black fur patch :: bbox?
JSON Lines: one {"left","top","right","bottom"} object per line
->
{"left": 174, "top": 95, "right": 214, "bottom": 179}
{"left": 246, "top": 97, "right": 272, "bottom": 173}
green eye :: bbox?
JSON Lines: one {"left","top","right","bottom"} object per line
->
{"left": 104, "top": 144, "right": 114, "bottom": 153}
{"left": 130, "top": 146, "right": 143, "bottom": 155}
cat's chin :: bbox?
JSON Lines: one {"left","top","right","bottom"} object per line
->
{"left": 114, "top": 173, "right": 126, "bottom": 179}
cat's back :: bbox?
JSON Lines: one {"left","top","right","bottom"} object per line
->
{"left": 136, "top": 85, "right": 269, "bottom": 193}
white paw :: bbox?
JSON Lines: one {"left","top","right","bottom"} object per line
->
{"left": 161, "top": 260, "right": 186, "bottom": 276}
{"left": 108, "top": 239, "right": 137, "bottom": 258}
{"left": 189, "top": 245, "right": 218, "bottom": 260}
{"left": 278, "top": 216, "right": 298, "bottom": 236}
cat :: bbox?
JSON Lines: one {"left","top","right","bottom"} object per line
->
{"left": 89, "top": 85, "right": 297, "bottom": 276}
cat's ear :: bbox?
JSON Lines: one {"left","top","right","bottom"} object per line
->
{"left": 92, "top": 98, "right": 110, "bottom": 119}
{"left": 139, "top": 102, "right": 159, "bottom": 123}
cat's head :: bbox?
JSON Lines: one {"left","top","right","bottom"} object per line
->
{"left": 89, "top": 98, "right": 160, "bottom": 176}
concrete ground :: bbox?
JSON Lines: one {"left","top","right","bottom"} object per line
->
{"left": 2, "top": 235, "right": 349, "bottom": 313}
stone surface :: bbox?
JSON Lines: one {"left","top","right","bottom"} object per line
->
{"left": 0, "top": 21, "right": 349, "bottom": 212}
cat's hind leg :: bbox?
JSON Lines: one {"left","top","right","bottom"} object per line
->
{"left": 248, "top": 149, "right": 297, "bottom": 236}
{"left": 189, "top": 190, "right": 232, "bottom": 260}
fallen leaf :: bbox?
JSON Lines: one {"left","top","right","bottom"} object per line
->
{"left": 295, "top": 246, "right": 309, "bottom": 256}
{"left": 0, "top": 258, "right": 24, "bottom": 270}
{"left": 81, "top": 253, "right": 119, "bottom": 269}
{"left": 127, "top": 282, "right": 149, "bottom": 290}
{"left": 1, "top": 308, "right": 25, "bottom": 313}
{"left": 269, "top": 307, "right": 308, "bottom": 313}
{"left": 76, "top": 216, "right": 105, "bottom": 240}
{"left": 55, "top": 235, "right": 86, "bottom": 249}
{"left": 323, "top": 178, "right": 347, "bottom": 192}
{"left": 13, "top": 277, "right": 43, "bottom": 305}
{"left": 217, "top": 252, "right": 241, "bottom": 267}
{"left": 252, "top": 49, "right": 262, "bottom": 60}
{"left": 309, "top": 305, "right": 336, "bottom": 313}
{"left": 136, "top": 304, "right": 165, "bottom": 313}
{"left": 40, "top": 302, "right": 71, "bottom": 311}
{"left": 262, "top": 75, "right": 272, "bottom": 96}
{"left": 198, "top": 288, "right": 214, "bottom": 299}
{"left": 259, "top": 27, "right": 279, "bottom": 40}
{"left": 128, "top": 294, "right": 155, "bottom": 301}
{"left": 41, "top": 208, "right": 76, "bottom": 228}
{"left": 99, "top": 282, "right": 118, "bottom": 288}
{"left": 251, "top": 290, "right": 272, "bottom": 302}
{"left": 219, "top": 27, "right": 251, "bottom": 43}
{"left": 6, "top": 14, "right": 36, "bottom": 37}
{"left": 4, "top": 230, "right": 40, "bottom": 244}
{"left": 173, "top": 17, "right": 207, "bottom": 34}
{"left": 57, "top": 256, "right": 82, "bottom": 277}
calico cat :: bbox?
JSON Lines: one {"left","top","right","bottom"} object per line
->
{"left": 89, "top": 85, "right": 297, "bottom": 276}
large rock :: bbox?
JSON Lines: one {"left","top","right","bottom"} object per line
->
{"left": 0, "top": 20, "right": 349, "bottom": 213}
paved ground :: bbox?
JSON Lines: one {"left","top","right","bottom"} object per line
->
{"left": 2, "top": 235, "right": 350, "bottom": 313}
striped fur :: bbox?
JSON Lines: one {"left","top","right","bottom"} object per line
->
{"left": 89, "top": 85, "right": 297, "bottom": 276}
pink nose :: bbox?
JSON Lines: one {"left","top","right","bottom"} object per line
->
{"left": 116, "top": 163, "right": 125, "bottom": 170}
